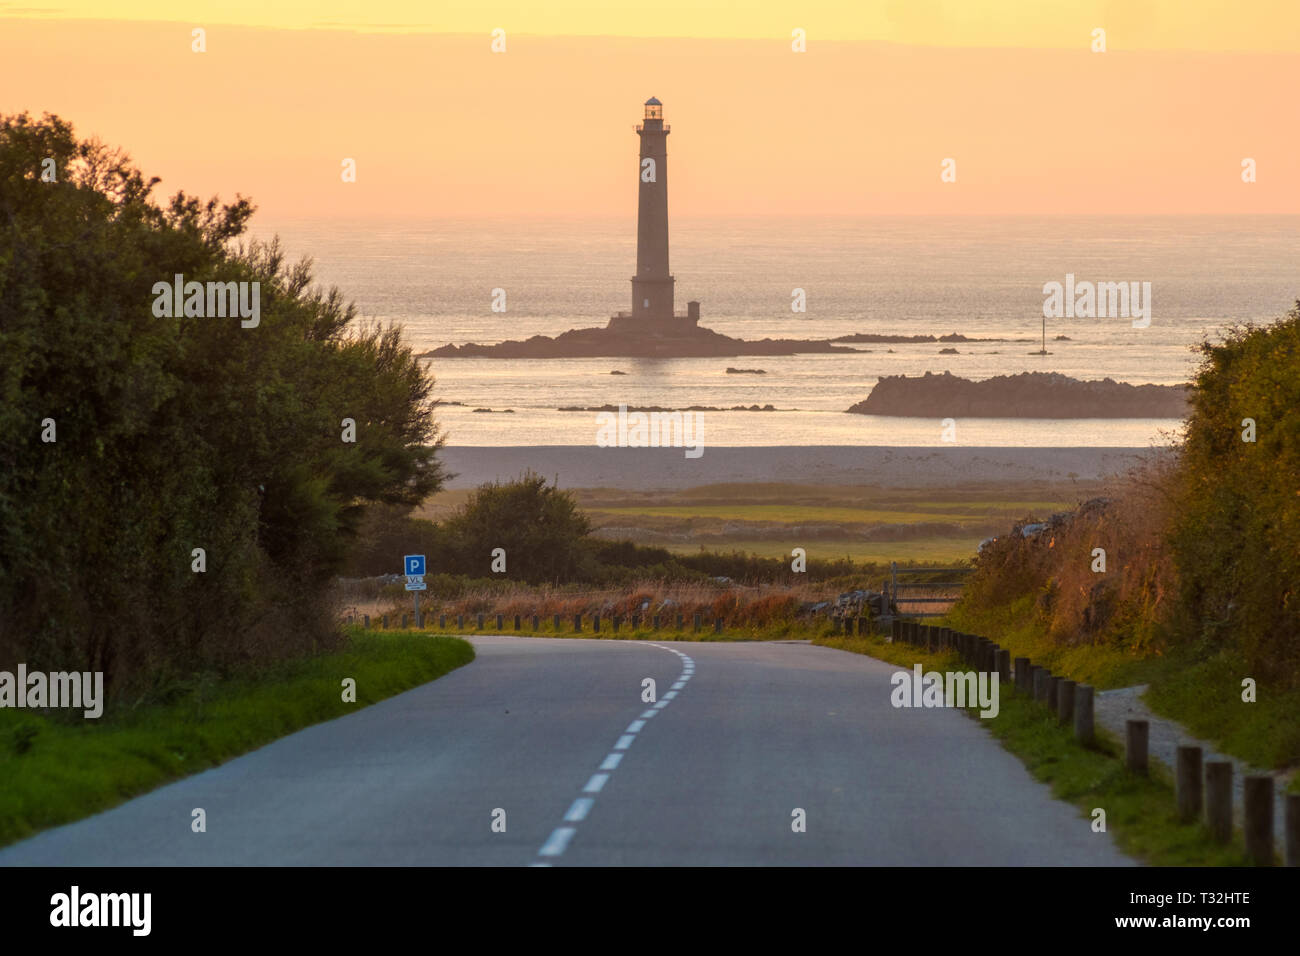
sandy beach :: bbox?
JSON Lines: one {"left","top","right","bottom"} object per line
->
{"left": 438, "top": 445, "right": 1165, "bottom": 491}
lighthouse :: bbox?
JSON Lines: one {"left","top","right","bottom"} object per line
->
{"left": 632, "top": 96, "right": 674, "bottom": 323}
{"left": 609, "top": 97, "right": 700, "bottom": 334}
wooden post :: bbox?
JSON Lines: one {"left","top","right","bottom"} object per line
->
{"left": 1204, "top": 761, "right": 1233, "bottom": 844}
{"left": 653, "top": 615, "right": 660, "bottom": 630}
{"left": 401, "top": 613, "right": 407, "bottom": 628}
{"left": 514, "top": 615, "right": 521, "bottom": 631}
{"left": 1286, "top": 794, "right": 1300, "bottom": 867}
{"left": 439, "top": 614, "right": 446, "bottom": 628}
{"left": 694, "top": 614, "right": 702, "bottom": 633}
{"left": 715, "top": 617, "right": 723, "bottom": 634}
{"left": 363, "top": 614, "right": 370, "bottom": 628}
{"left": 676, "top": 614, "right": 684, "bottom": 630}
{"left": 1074, "top": 685, "right": 1094, "bottom": 746}
{"left": 457, "top": 614, "right": 464, "bottom": 630}
{"left": 477, "top": 613, "right": 485, "bottom": 629}
{"left": 382, "top": 614, "right": 388, "bottom": 629}
{"left": 593, "top": 614, "right": 600, "bottom": 633}
{"left": 1176, "top": 746, "right": 1203, "bottom": 822}
{"left": 531, "top": 615, "right": 539, "bottom": 631}
{"left": 1126, "top": 720, "right": 1149, "bottom": 775}
{"left": 1047, "top": 676, "right": 1060, "bottom": 714}
{"left": 995, "top": 649, "right": 1011, "bottom": 686}
{"left": 1032, "top": 667, "right": 1048, "bottom": 702}
{"left": 1243, "top": 775, "right": 1274, "bottom": 865}
{"left": 496, "top": 613, "right": 503, "bottom": 630}
{"left": 1014, "top": 657, "right": 1030, "bottom": 693}
{"left": 574, "top": 614, "right": 582, "bottom": 632}
{"left": 553, "top": 613, "right": 561, "bottom": 630}
{"left": 630, "top": 614, "right": 639, "bottom": 629}
{"left": 612, "top": 616, "right": 621, "bottom": 634}
{"left": 1057, "top": 679, "right": 1075, "bottom": 726}
{"left": 891, "top": 619, "right": 901, "bottom": 643}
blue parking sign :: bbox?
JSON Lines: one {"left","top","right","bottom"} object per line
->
{"left": 404, "top": 554, "right": 426, "bottom": 576}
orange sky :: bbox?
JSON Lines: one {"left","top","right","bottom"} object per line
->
{"left": 1, "top": 8, "right": 1296, "bottom": 218}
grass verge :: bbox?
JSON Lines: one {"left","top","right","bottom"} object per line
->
{"left": 410, "top": 620, "right": 836, "bottom": 643}
{"left": 946, "top": 597, "right": 1300, "bottom": 780}
{"left": 813, "top": 632, "right": 1257, "bottom": 866}
{"left": 0, "top": 629, "right": 474, "bottom": 849}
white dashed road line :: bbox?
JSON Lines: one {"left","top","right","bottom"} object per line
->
{"left": 564, "top": 798, "right": 594, "bottom": 822}
{"left": 534, "top": 643, "right": 694, "bottom": 863}
{"left": 538, "top": 827, "right": 576, "bottom": 857}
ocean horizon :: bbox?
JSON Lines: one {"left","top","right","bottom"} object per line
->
{"left": 252, "top": 214, "right": 1300, "bottom": 447}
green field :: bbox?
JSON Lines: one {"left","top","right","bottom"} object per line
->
{"left": 412, "top": 480, "right": 1098, "bottom": 566}
{"left": 571, "top": 482, "right": 1093, "bottom": 561}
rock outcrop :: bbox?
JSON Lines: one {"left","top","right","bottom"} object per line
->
{"left": 847, "top": 371, "right": 1190, "bottom": 418}
{"left": 426, "top": 323, "right": 856, "bottom": 359}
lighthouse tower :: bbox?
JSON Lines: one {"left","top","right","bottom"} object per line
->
{"left": 632, "top": 97, "right": 674, "bottom": 323}
{"left": 608, "top": 97, "right": 700, "bottom": 335}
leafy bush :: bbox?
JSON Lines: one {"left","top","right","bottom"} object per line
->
{"left": 1170, "top": 304, "right": 1300, "bottom": 682}
{"left": 437, "top": 471, "right": 592, "bottom": 583}
{"left": 0, "top": 113, "right": 446, "bottom": 697}
{"left": 956, "top": 301, "right": 1300, "bottom": 686}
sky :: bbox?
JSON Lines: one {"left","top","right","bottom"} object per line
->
{"left": 1, "top": 2, "right": 1296, "bottom": 218}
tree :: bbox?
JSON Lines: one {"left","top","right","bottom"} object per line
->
{"left": 0, "top": 112, "right": 447, "bottom": 695}
{"left": 440, "top": 472, "right": 591, "bottom": 583}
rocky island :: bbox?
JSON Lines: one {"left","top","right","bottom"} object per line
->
{"left": 424, "top": 320, "right": 858, "bottom": 359}
{"left": 847, "top": 371, "right": 1191, "bottom": 418}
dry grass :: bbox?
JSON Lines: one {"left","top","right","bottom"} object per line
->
{"left": 335, "top": 577, "right": 848, "bottom": 629}
{"left": 964, "top": 454, "right": 1179, "bottom": 652}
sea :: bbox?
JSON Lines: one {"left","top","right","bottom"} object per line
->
{"left": 252, "top": 215, "right": 1300, "bottom": 448}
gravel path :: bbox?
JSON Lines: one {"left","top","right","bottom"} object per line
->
{"left": 1094, "top": 685, "right": 1292, "bottom": 855}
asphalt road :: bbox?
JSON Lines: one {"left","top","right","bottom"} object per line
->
{"left": 0, "top": 637, "right": 1134, "bottom": 866}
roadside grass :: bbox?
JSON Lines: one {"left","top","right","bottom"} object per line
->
{"left": 420, "top": 619, "right": 837, "bottom": 643}
{"left": 813, "top": 632, "right": 1252, "bottom": 866}
{"left": 0, "top": 630, "right": 474, "bottom": 849}
{"left": 945, "top": 598, "right": 1300, "bottom": 778}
